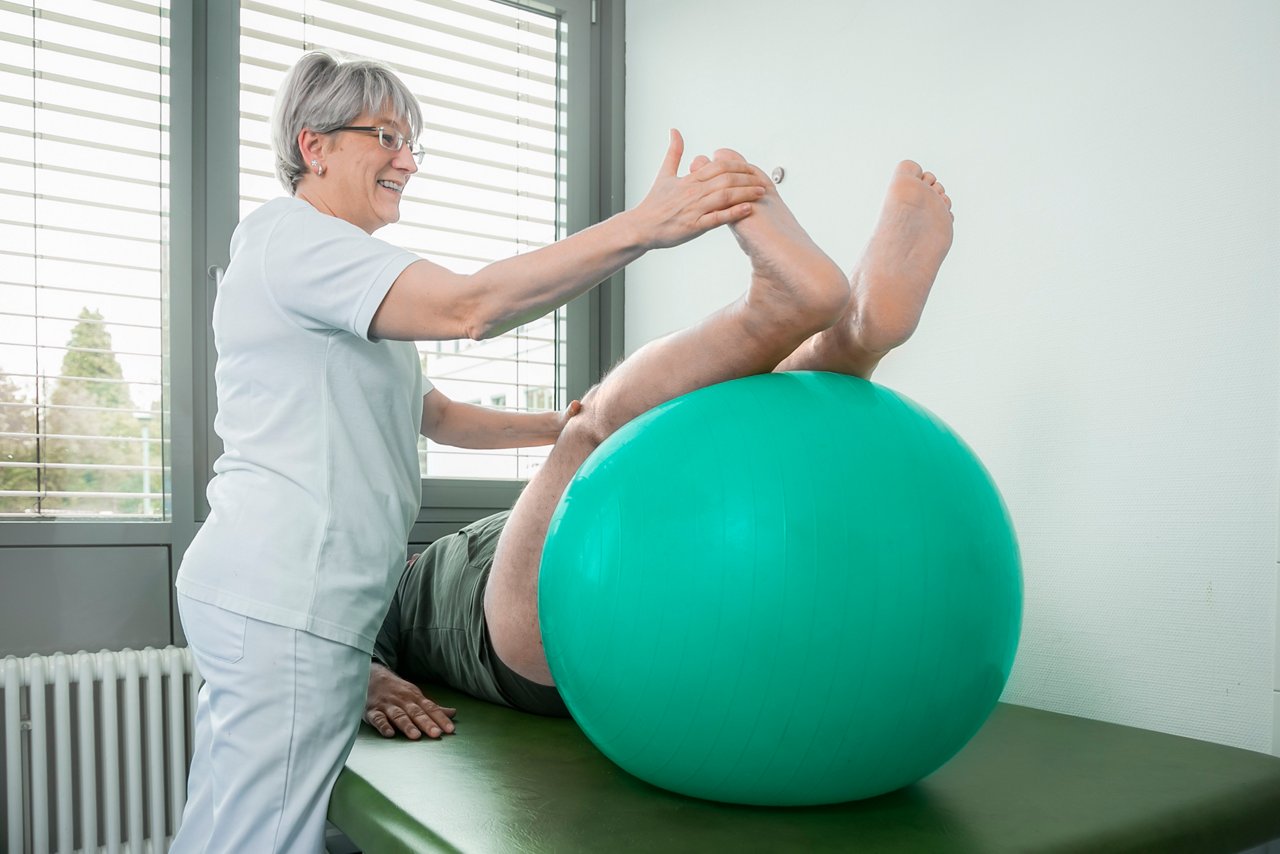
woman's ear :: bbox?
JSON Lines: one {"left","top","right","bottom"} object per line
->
{"left": 297, "top": 128, "right": 326, "bottom": 166}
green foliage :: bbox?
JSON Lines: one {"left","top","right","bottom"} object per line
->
{"left": 0, "top": 370, "right": 38, "bottom": 514}
{"left": 0, "top": 308, "right": 165, "bottom": 518}
{"left": 40, "top": 308, "right": 152, "bottom": 516}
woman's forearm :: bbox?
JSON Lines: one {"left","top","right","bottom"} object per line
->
{"left": 429, "top": 399, "right": 565, "bottom": 450}
{"left": 465, "top": 210, "right": 644, "bottom": 340}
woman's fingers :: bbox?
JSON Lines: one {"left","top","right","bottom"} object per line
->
{"left": 708, "top": 184, "right": 768, "bottom": 213}
{"left": 689, "top": 172, "right": 768, "bottom": 219}
{"left": 696, "top": 202, "right": 755, "bottom": 230}
{"left": 689, "top": 157, "right": 768, "bottom": 185}
{"left": 658, "top": 128, "right": 684, "bottom": 177}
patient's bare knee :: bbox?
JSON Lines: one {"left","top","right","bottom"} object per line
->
{"left": 558, "top": 397, "right": 608, "bottom": 455}
{"left": 575, "top": 382, "right": 649, "bottom": 447}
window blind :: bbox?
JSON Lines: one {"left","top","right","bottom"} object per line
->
{"left": 238, "top": 0, "right": 566, "bottom": 481}
{"left": 0, "top": 0, "right": 169, "bottom": 519}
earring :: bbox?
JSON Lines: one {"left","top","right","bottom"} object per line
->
{"left": 311, "top": 159, "right": 324, "bottom": 176}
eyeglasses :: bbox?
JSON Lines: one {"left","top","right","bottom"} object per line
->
{"left": 324, "top": 125, "right": 425, "bottom": 164}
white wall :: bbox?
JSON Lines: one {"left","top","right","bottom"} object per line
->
{"left": 624, "top": 0, "right": 1280, "bottom": 754}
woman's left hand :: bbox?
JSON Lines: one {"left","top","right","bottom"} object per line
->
{"left": 555, "top": 400, "right": 583, "bottom": 435}
{"left": 631, "top": 129, "right": 770, "bottom": 250}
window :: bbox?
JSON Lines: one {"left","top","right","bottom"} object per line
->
{"left": 0, "top": 1, "right": 169, "bottom": 519}
{"left": 0, "top": 0, "right": 615, "bottom": 535}
{"left": 238, "top": 0, "right": 567, "bottom": 482}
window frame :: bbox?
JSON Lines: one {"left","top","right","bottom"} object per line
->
{"left": 0, "top": 0, "right": 181, "bottom": 549}
{"left": 0, "top": 0, "right": 625, "bottom": 560}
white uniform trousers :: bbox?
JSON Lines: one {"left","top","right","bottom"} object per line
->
{"left": 171, "top": 594, "right": 370, "bottom": 854}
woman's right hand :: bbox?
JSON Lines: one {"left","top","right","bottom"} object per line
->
{"left": 364, "top": 661, "right": 457, "bottom": 739}
{"left": 631, "top": 129, "right": 770, "bottom": 250}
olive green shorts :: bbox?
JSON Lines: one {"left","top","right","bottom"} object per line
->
{"left": 373, "top": 511, "right": 568, "bottom": 717}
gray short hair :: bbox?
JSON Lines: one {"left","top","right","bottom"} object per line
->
{"left": 271, "top": 49, "right": 423, "bottom": 195}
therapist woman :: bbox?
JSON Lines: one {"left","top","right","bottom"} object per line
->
{"left": 171, "top": 49, "right": 769, "bottom": 853}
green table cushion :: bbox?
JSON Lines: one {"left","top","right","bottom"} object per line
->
{"left": 329, "top": 686, "right": 1280, "bottom": 853}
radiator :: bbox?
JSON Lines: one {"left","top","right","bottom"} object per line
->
{"left": 2, "top": 647, "right": 200, "bottom": 854}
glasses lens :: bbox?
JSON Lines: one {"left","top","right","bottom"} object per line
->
{"left": 376, "top": 128, "right": 403, "bottom": 152}
{"left": 412, "top": 145, "right": 426, "bottom": 165}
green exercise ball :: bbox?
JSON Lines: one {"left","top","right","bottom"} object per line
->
{"left": 538, "top": 371, "right": 1022, "bottom": 806}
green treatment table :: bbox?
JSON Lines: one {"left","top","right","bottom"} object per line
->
{"left": 328, "top": 684, "right": 1280, "bottom": 853}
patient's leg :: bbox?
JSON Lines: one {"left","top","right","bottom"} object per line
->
{"left": 484, "top": 172, "right": 851, "bottom": 685}
{"left": 774, "top": 159, "right": 954, "bottom": 378}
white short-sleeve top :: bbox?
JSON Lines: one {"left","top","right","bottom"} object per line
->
{"left": 177, "top": 197, "right": 432, "bottom": 652}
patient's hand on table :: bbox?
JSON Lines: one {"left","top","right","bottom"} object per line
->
{"left": 364, "top": 662, "right": 457, "bottom": 740}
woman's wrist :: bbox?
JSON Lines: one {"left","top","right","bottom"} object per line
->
{"left": 608, "top": 207, "right": 652, "bottom": 255}
{"left": 544, "top": 409, "right": 567, "bottom": 441}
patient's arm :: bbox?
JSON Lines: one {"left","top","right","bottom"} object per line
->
{"left": 420, "top": 387, "right": 580, "bottom": 449}
{"left": 364, "top": 661, "right": 458, "bottom": 740}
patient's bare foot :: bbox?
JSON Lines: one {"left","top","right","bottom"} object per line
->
{"left": 850, "top": 160, "right": 953, "bottom": 351}
{"left": 706, "top": 149, "right": 849, "bottom": 335}
{"left": 777, "top": 160, "right": 953, "bottom": 377}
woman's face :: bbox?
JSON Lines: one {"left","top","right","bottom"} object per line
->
{"left": 318, "top": 110, "right": 419, "bottom": 234}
